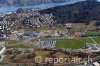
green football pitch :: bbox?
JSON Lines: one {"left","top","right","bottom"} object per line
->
{"left": 56, "top": 38, "right": 95, "bottom": 49}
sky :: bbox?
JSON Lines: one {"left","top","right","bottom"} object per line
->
{"left": 98, "top": 0, "right": 100, "bottom": 1}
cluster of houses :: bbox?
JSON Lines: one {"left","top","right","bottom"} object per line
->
{"left": 85, "top": 43, "right": 100, "bottom": 52}
{"left": 14, "top": 8, "right": 56, "bottom": 28}
{"left": 19, "top": 13, "right": 56, "bottom": 28}
{"left": 36, "top": 40, "right": 56, "bottom": 49}
{"left": 0, "top": 8, "right": 58, "bottom": 39}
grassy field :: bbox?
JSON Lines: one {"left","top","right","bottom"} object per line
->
{"left": 25, "top": 26, "right": 65, "bottom": 31}
{"left": 2, "top": 40, "right": 33, "bottom": 48}
{"left": 71, "top": 23, "right": 87, "bottom": 33}
{"left": 56, "top": 38, "right": 94, "bottom": 49}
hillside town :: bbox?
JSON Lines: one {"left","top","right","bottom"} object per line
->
{"left": 0, "top": 7, "right": 99, "bottom": 66}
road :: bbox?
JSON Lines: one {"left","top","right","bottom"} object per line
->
{"left": 90, "top": 37, "right": 97, "bottom": 44}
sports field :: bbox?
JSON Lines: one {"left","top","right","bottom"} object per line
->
{"left": 56, "top": 38, "right": 95, "bottom": 49}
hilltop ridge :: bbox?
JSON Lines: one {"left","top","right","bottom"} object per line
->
{"left": 40, "top": 0, "right": 100, "bottom": 24}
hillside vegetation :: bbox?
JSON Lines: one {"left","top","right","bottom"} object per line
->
{"left": 40, "top": 0, "right": 100, "bottom": 25}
